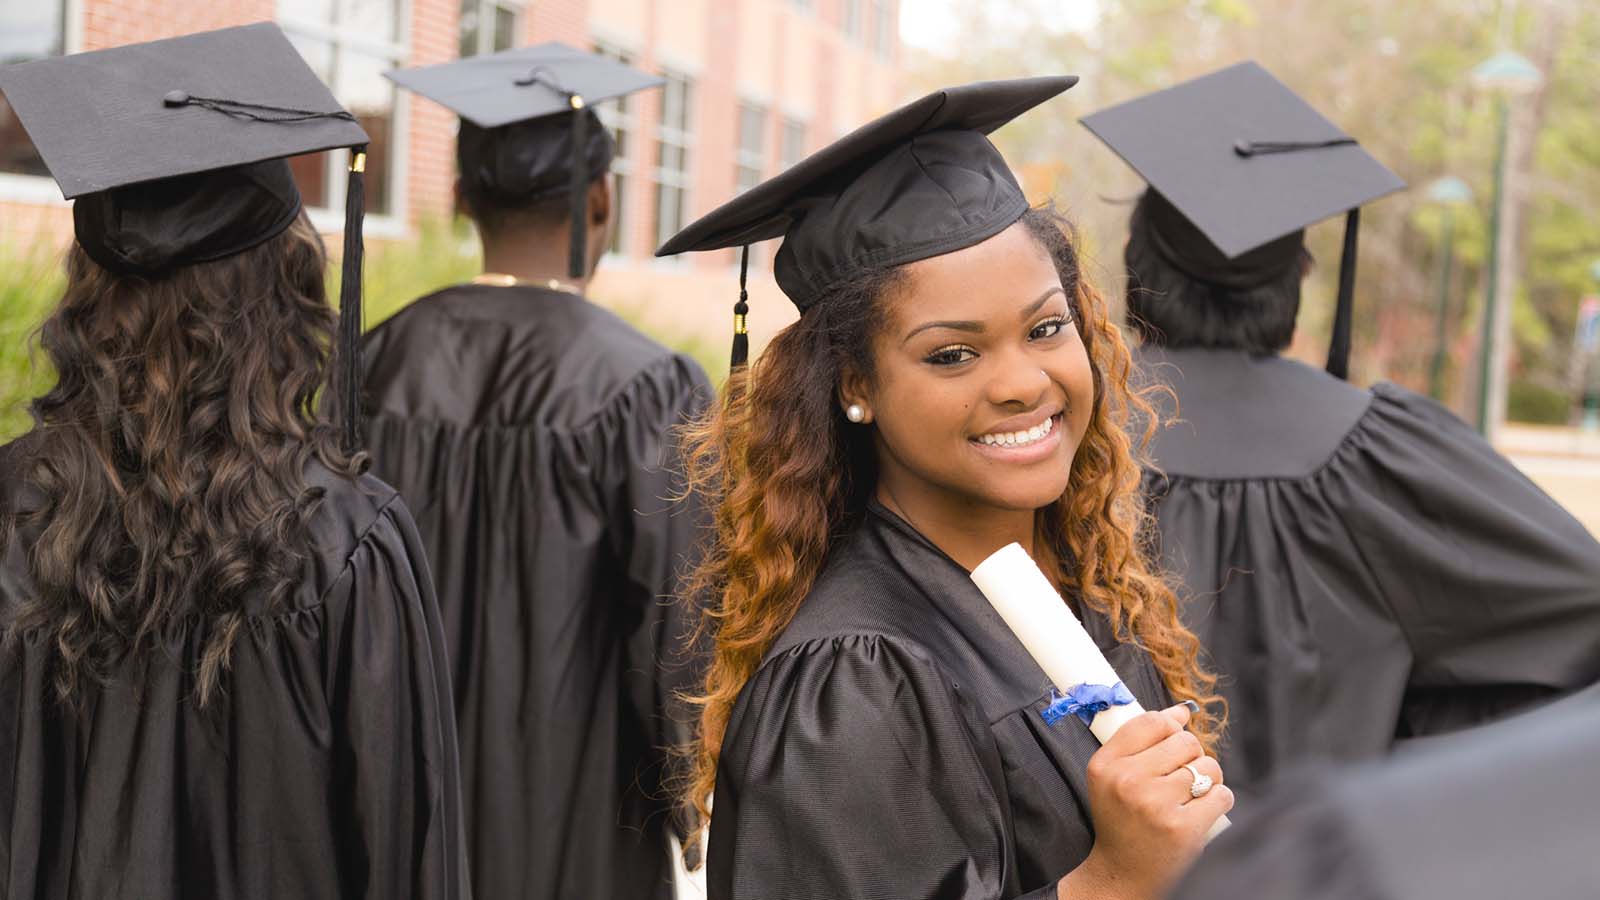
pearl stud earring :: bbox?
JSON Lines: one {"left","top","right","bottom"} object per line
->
{"left": 846, "top": 404, "right": 866, "bottom": 423}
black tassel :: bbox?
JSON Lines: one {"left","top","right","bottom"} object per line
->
{"left": 338, "top": 146, "right": 367, "bottom": 454}
{"left": 1325, "top": 207, "right": 1359, "bottom": 381}
{"left": 568, "top": 96, "right": 588, "bottom": 280}
{"left": 731, "top": 246, "right": 750, "bottom": 369}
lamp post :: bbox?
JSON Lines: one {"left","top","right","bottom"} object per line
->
{"left": 1425, "top": 176, "right": 1473, "bottom": 401}
{"left": 1470, "top": 50, "right": 1542, "bottom": 438}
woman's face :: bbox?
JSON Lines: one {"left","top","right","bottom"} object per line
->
{"left": 846, "top": 220, "right": 1094, "bottom": 515}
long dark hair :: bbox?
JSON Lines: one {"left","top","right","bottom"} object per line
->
{"left": 0, "top": 214, "right": 362, "bottom": 705}
{"left": 677, "top": 206, "right": 1221, "bottom": 856}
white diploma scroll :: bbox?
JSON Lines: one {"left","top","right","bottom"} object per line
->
{"left": 970, "top": 542, "right": 1230, "bottom": 839}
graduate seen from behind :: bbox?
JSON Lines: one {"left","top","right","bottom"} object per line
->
{"left": 659, "top": 78, "right": 1232, "bottom": 900}
{"left": 1081, "top": 62, "right": 1600, "bottom": 793}
{"left": 0, "top": 24, "right": 465, "bottom": 899}
{"left": 367, "top": 44, "right": 712, "bottom": 900}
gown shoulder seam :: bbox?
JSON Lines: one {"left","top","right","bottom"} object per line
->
{"left": 1146, "top": 389, "right": 1379, "bottom": 485}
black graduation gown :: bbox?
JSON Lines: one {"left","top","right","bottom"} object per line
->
{"left": 1170, "top": 683, "right": 1600, "bottom": 900}
{"left": 707, "top": 503, "right": 1174, "bottom": 900}
{"left": 360, "top": 284, "right": 712, "bottom": 900}
{"left": 0, "top": 458, "right": 467, "bottom": 900}
{"left": 1136, "top": 346, "right": 1600, "bottom": 792}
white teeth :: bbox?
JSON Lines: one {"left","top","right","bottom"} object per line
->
{"left": 977, "top": 415, "right": 1054, "bottom": 448}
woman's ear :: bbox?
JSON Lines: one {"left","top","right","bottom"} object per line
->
{"left": 837, "top": 368, "right": 874, "bottom": 424}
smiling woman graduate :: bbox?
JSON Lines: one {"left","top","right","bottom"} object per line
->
{"left": 657, "top": 78, "right": 1232, "bottom": 900}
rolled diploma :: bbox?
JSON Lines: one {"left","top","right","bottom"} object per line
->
{"left": 970, "top": 542, "right": 1229, "bottom": 838}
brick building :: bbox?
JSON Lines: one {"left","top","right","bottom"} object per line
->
{"left": 0, "top": 0, "right": 903, "bottom": 343}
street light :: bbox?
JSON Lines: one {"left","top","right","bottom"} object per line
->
{"left": 1425, "top": 175, "right": 1473, "bottom": 401}
{"left": 1470, "top": 49, "right": 1542, "bottom": 438}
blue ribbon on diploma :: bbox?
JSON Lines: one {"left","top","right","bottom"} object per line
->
{"left": 1041, "top": 682, "right": 1136, "bottom": 727}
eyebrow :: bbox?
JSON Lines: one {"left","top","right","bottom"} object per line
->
{"left": 901, "top": 286, "right": 1067, "bottom": 344}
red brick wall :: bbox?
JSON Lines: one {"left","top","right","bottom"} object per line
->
{"left": 81, "top": 0, "right": 274, "bottom": 49}
{"left": 406, "top": 0, "right": 459, "bottom": 223}
{"left": 2, "top": 0, "right": 903, "bottom": 282}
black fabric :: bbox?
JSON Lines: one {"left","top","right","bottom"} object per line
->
{"left": 654, "top": 77, "right": 1075, "bottom": 313}
{"left": 71, "top": 159, "right": 302, "bottom": 275}
{"left": 1080, "top": 61, "right": 1403, "bottom": 259}
{"left": 707, "top": 503, "right": 1174, "bottom": 900}
{"left": 1135, "top": 346, "right": 1600, "bottom": 792}
{"left": 456, "top": 110, "right": 613, "bottom": 205}
{"left": 0, "top": 23, "right": 367, "bottom": 199}
{"left": 0, "top": 461, "right": 468, "bottom": 900}
{"left": 1171, "top": 685, "right": 1600, "bottom": 900}
{"left": 360, "top": 284, "right": 712, "bottom": 900}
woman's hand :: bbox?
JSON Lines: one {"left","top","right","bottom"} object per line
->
{"left": 1057, "top": 702, "right": 1232, "bottom": 900}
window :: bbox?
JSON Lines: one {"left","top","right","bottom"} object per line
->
{"left": 780, "top": 118, "right": 807, "bottom": 171}
{"left": 653, "top": 71, "right": 693, "bottom": 253}
{"left": 460, "top": 0, "right": 522, "bottom": 58}
{"left": 593, "top": 41, "right": 637, "bottom": 256}
{"left": 735, "top": 103, "right": 767, "bottom": 195}
{"left": 841, "top": 0, "right": 862, "bottom": 41}
{"left": 0, "top": 0, "right": 69, "bottom": 181}
{"left": 872, "top": 0, "right": 894, "bottom": 61}
{"left": 279, "top": 0, "right": 408, "bottom": 219}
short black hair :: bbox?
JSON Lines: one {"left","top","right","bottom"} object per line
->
{"left": 1124, "top": 201, "right": 1309, "bottom": 355}
{"left": 459, "top": 175, "right": 595, "bottom": 235}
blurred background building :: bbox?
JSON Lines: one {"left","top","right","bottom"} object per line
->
{"left": 0, "top": 0, "right": 903, "bottom": 338}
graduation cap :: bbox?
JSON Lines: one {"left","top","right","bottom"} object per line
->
{"left": 387, "top": 43, "right": 664, "bottom": 279}
{"left": 656, "top": 76, "right": 1078, "bottom": 368}
{"left": 0, "top": 21, "right": 373, "bottom": 449}
{"left": 1081, "top": 61, "right": 1405, "bottom": 380}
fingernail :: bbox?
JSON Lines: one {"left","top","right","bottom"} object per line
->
{"left": 1182, "top": 700, "right": 1199, "bottom": 713}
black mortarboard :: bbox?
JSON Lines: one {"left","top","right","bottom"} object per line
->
{"left": 655, "top": 76, "right": 1077, "bottom": 368}
{"left": 1081, "top": 61, "right": 1405, "bottom": 379}
{"left": 0, "top": 22, "right": 373, "bottom": 450}
{"left": 387, "top": 43, "right": 664, "bottom": 279}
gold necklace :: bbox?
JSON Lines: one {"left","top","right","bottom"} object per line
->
{"left": 471, "top": 273, "right": 583, "bottom": 295}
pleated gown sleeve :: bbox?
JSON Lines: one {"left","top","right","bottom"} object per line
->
{"left": 602, "top": 355, "right": 713, "bottom": 841}
{"left": 0, "top": 472, "right": 466, "bottom": 900}
{"left": 708, "top": 634, "right": 1057, "bottom": 900}
{"left": 322, "top": 493, "right": 469, "bottom": 900}
{"left": 1328, "top": 384, "right": 1600, "bottom": 734}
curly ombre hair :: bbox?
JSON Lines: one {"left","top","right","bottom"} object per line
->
{"left": 677, "top": 205, "right": 1222, "bottom": 860}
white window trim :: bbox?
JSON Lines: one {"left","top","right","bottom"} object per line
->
{"left": 652, "top": 69, "right": 694, "bottom": 265}
{"left": 779, "top": 116, "right": 809, "bottom": 166}
{"left": 592, "top": 39, "right": 639, "bottom": 262}
{"left": 279, "top": 0, "right": 413, "bottom": 235}
{"left": 0, "top": 0, "right": 84, "bottom": 205}
{"left": 460, "top": 0, "right": 526, "bottom": 57}
{"left": 734, "top": 99, "right": 767, "bottom": 186}
{"left": 589, "top": 22, "right": 643, "bottom": 55}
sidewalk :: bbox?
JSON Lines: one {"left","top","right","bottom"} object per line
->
{"left": 1496, "top": 424, "right": 1600, "bottom": 538}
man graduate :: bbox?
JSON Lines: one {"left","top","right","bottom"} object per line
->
{"left": 363, "top": 43, "right": 711, "bottom": 900}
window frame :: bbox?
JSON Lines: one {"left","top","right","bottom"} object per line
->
{"left": 652, "top": 69, "right": 695, "bottom": 262}
{"left": 459, "top": 0, "right": 525, "bottom": 58}
{"left": 734, "top": 101, "right": 767, "bottom": 195}
{"left": 841, "top": 0, "right": 863, "bottom": 41}
{"left": 592, "top": 39, "right": 639, "bottom": 259}
{"left": 279, "top": 0, "right": 412, "bottom": 237}
{"left": 0, "top": 0, "right": 83, "bottom": 205}
{"left": 871, "top": 0, "right": 894, "bottom": 61}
